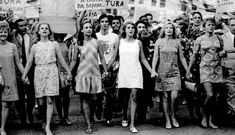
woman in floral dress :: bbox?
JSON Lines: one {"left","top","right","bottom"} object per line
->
{"left": 187, "top": 18, "right": 225, "bottom": 129}
{"left": 151, "top": 21, "right": 188, "bottom": 129}
{"left": 22, "top": 23, "right": 72, "bottom": 135}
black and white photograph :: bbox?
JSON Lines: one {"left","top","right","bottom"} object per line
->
{"left": 0, "top": 0, "right": 235, "bottom": 135}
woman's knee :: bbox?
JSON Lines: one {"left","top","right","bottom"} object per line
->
{"left": 2, "top": 102, "right": 9, "bottom": 108}
{"left": 46, "top": 97, "right": 54, "bottom": 105}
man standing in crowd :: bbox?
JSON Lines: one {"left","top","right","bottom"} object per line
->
{"left": 111, "top": 16, "right": 122, "bottom": 35}
{"left": 10, "top": 19, "right": 35, "bottom": 126}
{"left": 96, "top": 14, "right": 119, "bottom": 126}
{"left": 222, "top": 18, "right": 235, "bottom": 76}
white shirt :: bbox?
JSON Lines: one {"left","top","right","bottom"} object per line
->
{"left": 96, "top": 32, "right": 119, "bottom": 64}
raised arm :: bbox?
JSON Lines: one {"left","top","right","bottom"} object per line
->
{"left": 75, "top": 10, "right": 86, "bottom": 34}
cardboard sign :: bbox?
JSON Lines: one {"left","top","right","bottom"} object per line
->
{"left": 216, "top": 0, "right": 235, "bottom": 13}
{"left": 0, "top": 0, "right": 24, "bottom": 15}
{"left": 74, "top": 0, "right": 127, "bottom": 11}
{"left": 40, "top": 0, "right": 76, "bottom": 34}
{"left": 40, "top": 0, "right": 75, "bottom": 17}
{"left": 40, "top": 16, "right": 76, "bottom": 34}
{"left": 24, "top": 6, "right": 39, "bottom": 18}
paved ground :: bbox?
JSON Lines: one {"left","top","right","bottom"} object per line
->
{"left": 5, "top": 92, "right": 235, "bottom": 135}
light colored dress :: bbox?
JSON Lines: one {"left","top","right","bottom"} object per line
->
{"left": 75, "top": 39, "right": 102, "bottom": 94}
{"left": 194, "top": 35, "right": 223, "bottom": 83}
{"left": 0, "top": 42, "right": 19, "bottom": 101}
{"left": 117, "top": 39, "right": 143, "bottom": 89}
{"left": 34, "top": 41, "right": 59, "bottom": 98}
{"left": 155, "top": 39, "right": 181, "bottom": 92}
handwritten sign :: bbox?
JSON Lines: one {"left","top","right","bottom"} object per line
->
{"left": 0, "top": 0, "right": 24, "bottom": 15}
{"left": 216, "top": 0, "right": 235, "bottom": 13}
{"left": 74, "top": 0, "right": 127, "bottom": 11}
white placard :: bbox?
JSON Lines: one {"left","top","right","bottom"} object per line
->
{"left": 216, "top": 0, "right": 235, "bottom": 13}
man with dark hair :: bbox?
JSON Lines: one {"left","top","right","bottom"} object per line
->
{"left": 9, "top": 18, "right": 35, "bottom": 126}
{"left": 111, "top": 16, "right": 121, "bottom": 35}
{"left": 222, "top": 18, "right": 235, "bottom": 76}
{"left": 96, "top": 14, "right": 119, "bottom": 127}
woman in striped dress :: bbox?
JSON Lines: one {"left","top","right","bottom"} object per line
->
{"left": 70, "top": 20, "right": 108, "bottom": 134}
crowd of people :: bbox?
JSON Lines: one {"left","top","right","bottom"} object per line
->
{"left": 0, "top": 9, "right": 235, "bottom": 135}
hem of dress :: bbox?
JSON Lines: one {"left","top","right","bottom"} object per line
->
{"left": 155, "top": 89, "right": 181, "bottom": 92}
{"left": 36, "top": 94, "right": 59, "bottom": 98}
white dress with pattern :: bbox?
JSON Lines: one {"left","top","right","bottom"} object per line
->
{"left": 34, "top": 41, "right": 59, "bottom": 98}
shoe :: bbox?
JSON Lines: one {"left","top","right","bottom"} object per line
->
{"left": 54, "top": 118, "right": 63, "bottom": 124}
{"left": 165, "top": 120, "right": 172, "bottom": 129}
{"left": 201, "top": 118, "right": 208, "bottom": 128}
{"left": 0, "top": 129, "right": 7, "bottom": 135}
{"left": 209, "top": 122, "right": 218, "bottom": 129}
{"left": 45, "top": 130, "right": 53, "bottom": 135}
{"left": 122, "top": 120, "right": 128, "bottom": 127}
{"left": 96, "top": 111, "right": 102, "bottom": 120}
{"left": 172, "top": 118, "right": 179, "bottom": 128}
{"left": 129, "top": 126, "right": 138, "bottom": 133}
{"left": 104, "top": 120, "right": 113, "bottom": 127}
{"left": 64, "top": 118, "right": 72, "bottom": 125}
{"left": 84, "top": 128, "right": 93, "bottom": 134}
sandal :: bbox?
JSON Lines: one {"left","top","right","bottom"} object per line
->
{"left": 122, "top": 120, "right": 128, "bottom": 127}
{"left": 85, "top": 128, "right": 93, "bottom": 134}
{"left": 0, "top": 129, "right": 7, "bottom": 135}
{"left": 129, "top": 126, "right": 138, "bottom": 133}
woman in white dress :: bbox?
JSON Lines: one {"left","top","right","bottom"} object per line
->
{"left": 113, "top": 22, "right": 156, "bottom": 133}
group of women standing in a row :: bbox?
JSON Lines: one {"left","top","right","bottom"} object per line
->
{"left": 0, "top": 12, "right": 226, "bottom": 135}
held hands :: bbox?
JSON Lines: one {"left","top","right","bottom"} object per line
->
{"left": 186, "top": 70, "right": 192, "bottom": 80}
{"left": 21, "top": 76, "right": 30, "bottom": 84}
{"left": 151, "top": 71, "right": 158, "bottom": 78}
{"left": 219, "top": 50, "right": 227, "bottom": 58}
{"left": 102, "top": 72, "right": 109, "bottom": 79}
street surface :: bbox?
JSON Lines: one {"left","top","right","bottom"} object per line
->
{"left": 5, "top": 92, "right": 235, "bottom": 135}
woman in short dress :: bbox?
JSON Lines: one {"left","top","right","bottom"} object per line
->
{"left": 0, "top": 21, "right": 24, "bottom": 135}
{"left": 187, "top": 18, "right": 224, "bottom": 129}
{"left": 22, "top": 23, "right": 72, "bottom": 135}
{"left": 151, "top": 21, "right": 188, "bottom": 129}
{"left": 117, "top": 22, "right": 153, "bottom": 133}
{"left": 70, "top": 20, "right": 108, "bottom": 134}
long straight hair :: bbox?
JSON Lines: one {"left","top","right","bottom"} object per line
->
{"left": 158, "top": 21, "right": 177, "bottom": 39}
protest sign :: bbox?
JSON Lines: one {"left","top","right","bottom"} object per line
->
{"left": 0, "top": 0, "right": 25, "bottom": 15}
{"left": 76, "top": 10, "right": 103, "bottom": 19}
{"left": 216, "top": 0, "right": 235, "bottom": 13}
{"left": 40, "top": 0, "right": 75, "bottom": 17}
{"left": 40, "top": 0, "right": 76, "bottom": 34}
{"left": 24, "top": 6, "right": 39, "bottom": 18}
{"left": 74, "top": 0, "right": 127, "bottom": 11}
{"left": 40, "top": 16, "right": 76, "bottom": 34}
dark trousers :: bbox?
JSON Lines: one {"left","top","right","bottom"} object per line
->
{"left": 55, "top": 86, "right": 70, "bottom": 119}
{"left": 103, "top": 88, "right": 116, "bottom": 121}
{"left": 15, "top": 81, "right": 35, "bottom": 124}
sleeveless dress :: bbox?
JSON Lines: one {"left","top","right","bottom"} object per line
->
{"left": 34, "top": 41, "right": 59, "bottom": 98}
{"left": 194, "top": 35, "right": 223, "bottom": 83}
{"left": 117, "top": 39, "right": 143, "bottom": 89}
{"left": 0, "top": 42, "right": 19, "bottom": 101}
{"left": 75, "top": 39, "right": 102, "bottom": 94}
{"left": 155, "top": 39, "right": 181, "bottom": 92}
